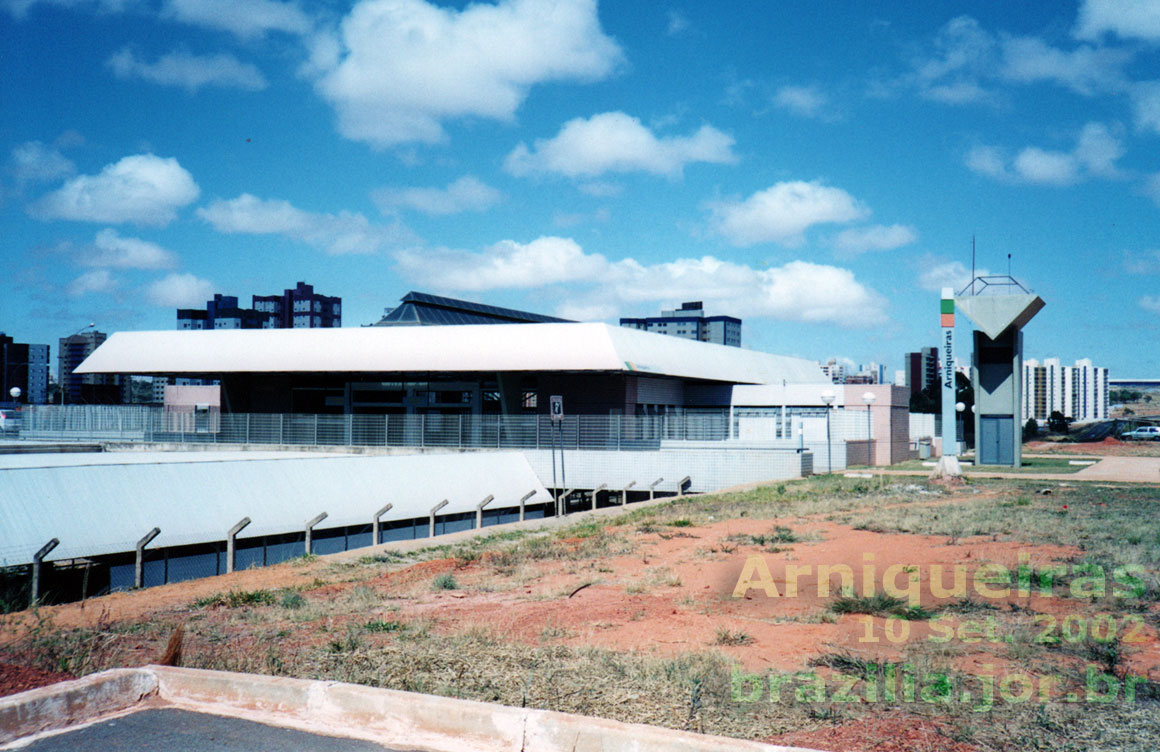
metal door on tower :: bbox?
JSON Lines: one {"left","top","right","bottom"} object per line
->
{"left": 979, "top": 415, "right": 1014, "bottom": 465}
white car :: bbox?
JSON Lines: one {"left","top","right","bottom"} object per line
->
{"left": 0, "top": 409, "right": 20, "bottom": 434}
{"left": 1122, "top": 426, "right": 1160, "bottom": 441}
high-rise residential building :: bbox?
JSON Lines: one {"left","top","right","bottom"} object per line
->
{"left": 903, "top": 347, "right": 939, "bottom": 398}
{"left": 820, "top": 358, "right": 847, "bottom": 384}
{"left": 254, "top": 281, "right": 342, "bottom": 329}
{"left": 619, "top": 301, "right": 741, "bottom": 347}
{"left": 1022, "top": 358, "right": 1109, "bottom": 424}
{"left": 848, "top": 362, "right": 885, "bottom": 384}
{"left": 178, "top": 282, "right": 341, "bottom": 330}
{"left": 59, "top": 330, "right": 120, "bottom": 403}
{"left": 1, "top": 334, "right": 50, "bottom": 404}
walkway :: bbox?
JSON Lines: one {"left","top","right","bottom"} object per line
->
{"left": 869, "top": 455, "right": 1160, "bottom": 484}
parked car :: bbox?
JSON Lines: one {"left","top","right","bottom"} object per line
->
{"left": 0, "top": 409, "right": 21, "bottom": 435}
{"left": 1122, "top": 426, "right": 1160, "bottom": 441}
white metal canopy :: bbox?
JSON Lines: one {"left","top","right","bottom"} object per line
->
{"left": 75, "top": 323, "right": 828, "bottom": 385}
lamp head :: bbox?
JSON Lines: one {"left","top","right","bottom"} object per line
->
{"left": 955, "top": 402, "right": 965, "bottom": 413}
{"left": 862, "top": 391, "right": 876, "bottom": 405}
{"left": 820, "top": 389, "right": 836, "bottom": 406}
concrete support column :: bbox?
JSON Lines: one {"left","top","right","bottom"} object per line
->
{"left": 518, "top": 490, "right": 536, "bottom": 522}
{"left": 649, "top": 477, "right": 664, "bottom": 500}
{"left": 372, "top": 503, "right": 393, "bottom": 545}
{"left": 304, "top": 512, "right": 328, "bottom": 555}
{"left": 226, "top": 517, "right": 251, "bottom": 574}
{"left": 474, "top": 495, "right": 494, "bottom": 530}
{"left": 30, "top": 538, "right": 59, "bottom": 609}
{"left": 591, "top": 484, "right": 607, "bottom": 511}
{"left": 134, "top": 527, "right": 160, "bottom": 589}
{"left": 621, "top": 481, "right": 636, "bottom": 505}
{"left": 677, "top": 476, "right": 691, "bottom": 497}
{"left": 429, "top": 499, "right": 449, "bottom": 538}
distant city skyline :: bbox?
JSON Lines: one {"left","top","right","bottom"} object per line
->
{"left": 3, "top": 1, "right": 1159, "bottom": 377}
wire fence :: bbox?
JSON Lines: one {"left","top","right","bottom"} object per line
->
{"left": 20, "top": 405, "right": 742, "bottom": 450}
{"left": 18, "top": 404, "right": 878, "bottom": 452}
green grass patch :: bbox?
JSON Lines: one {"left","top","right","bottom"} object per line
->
{"left": 194, "top": 589, "right": 276, "bottom": 609}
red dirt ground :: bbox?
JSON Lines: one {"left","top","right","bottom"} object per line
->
{"left": 4, "top": 487, "right": 1159, "bottom": 750}
{"left": 0, "top": 662, "right": 73, "bottom": 697}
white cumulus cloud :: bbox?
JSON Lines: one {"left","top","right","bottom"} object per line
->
{"left": 162, "top": 0, "right": 312, "bottom": 38}
{"left": 28, "top": 153, "right": 199, "bottom": 226}
{"left": 1000, "top": 36, "right": 1129, "bottom": 96}
{"left": 505, "top": 112, "right": 735, "bottom": 178}
{"left": 709, "top": 181, "right": 870, "bottom": 247}
{"left": 1145, "top": 172, "right": 1160, "bottom": 207}
{"left": 1140, "top": 296, "right": 1160, "bottom": 315}
{"left": 1075, "top": 0, "right": 1160, "bottom": 42}
{"left": 918, "top": 260, "right": 991, "bottom": 293}
{"left": 66, "top": 269, "right": 118, "bottom": 297}
{"left": 9, "top": 141, "right": 75, "bottom": 186}
{"left": 394, "top": 236, "right": 608, "bottom": 290}
{"left": 773, "top": 85, "right": 829, "bottom": 119}
{"left": 308, "top": 0, "right": 623, "bottom": 148}
{"left": 107, "top": 47, "right": 267, "bottom": 92}
{"left": 833, "top": 224, "right": 918, "bottom": 256}
{"left": 1131, "top": 81, "right": 1160, "bottom": 135}
{"left": 392, "top": 236, "right": 887, "bottom": 328}
{"left": 372, "top": 175, "right": 501, "bottom": 215}
{"left": 146, "top": 272, "right": 216, "bottom": 307}
{"left": 198, "top": 193, "right": 413, "bottom": 254}
{"left": 82, "top": 228, "right": 179, "bottom": 269}
{"left": 966, "top": 122, "right": 1123, "bottom": 186}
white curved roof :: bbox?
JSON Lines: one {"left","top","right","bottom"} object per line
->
{"left": 75, "top": 323, "right": 827, "bottom": 385}
{"left": 0, "top": 451, "right": 549, "bottom": 565}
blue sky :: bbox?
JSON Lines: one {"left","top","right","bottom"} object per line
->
{"left": 3, "top": 0, "right": 1159, "bottom": 379}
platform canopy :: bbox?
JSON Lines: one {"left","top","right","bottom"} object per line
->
{"left": 75, "top": 323, "right": 828, "bottom": 386}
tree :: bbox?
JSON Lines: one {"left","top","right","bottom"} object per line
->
{"left": 1023, "top": 418, "right": 1039, "bottom": 441}
{"left": 1047, "top": 411, "right": 1070, "bottom": 434}
{"left": 908, "top": 372, "right": 974, "bottom": 416}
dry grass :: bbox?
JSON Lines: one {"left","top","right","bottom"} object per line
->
{"left": 4, "top": 476, "right": 1160, "bottom": 751}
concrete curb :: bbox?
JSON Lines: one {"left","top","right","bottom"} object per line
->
{"left": 0, "top": 668, "right": 156, "bottom": 745}
{"left": 1, "top": 666, "right": 825, "bottom": 752}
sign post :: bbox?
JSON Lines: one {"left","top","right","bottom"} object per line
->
{"left": 940, "top": 288, "right": 956, "bottom": 458}
{"left": 550, "top": 396, "right": 565, "bottom": 515}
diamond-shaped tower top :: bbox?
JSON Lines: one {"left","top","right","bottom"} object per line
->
{"left": 953, "top": 294, "right": 1045, "bottom": 339}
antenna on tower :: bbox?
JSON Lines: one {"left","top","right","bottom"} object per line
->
{"left": 971, "top": 235, "right": 976, "bottom": 295}
{"left": 1007, "top": 253, "right": 1011, "bottom": 278}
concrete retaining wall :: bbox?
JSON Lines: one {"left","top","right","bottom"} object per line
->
{"left": 1, "top": 666, "right": 823, "bottom": 752}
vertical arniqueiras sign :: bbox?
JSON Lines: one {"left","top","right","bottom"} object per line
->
{"left": 941, "top": 288, "right": 956, "bottom": 457}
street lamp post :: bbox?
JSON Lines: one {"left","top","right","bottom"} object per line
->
{"left": 61, "top": 323, "right": 95, "bottom": 405}
{"left": 820, "top": 389, "right": 836, "bottom": 474}
{"left": 955, "top": 402, "right": 966, "bottom": 456}
{"left": 862, "top": 391, "right": 877, "bottom": 467}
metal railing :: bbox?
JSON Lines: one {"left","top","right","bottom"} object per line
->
{"left": 20, "top": 406, "right": 738, "bottom": 451}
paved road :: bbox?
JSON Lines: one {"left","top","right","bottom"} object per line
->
{"left": 17, "top": 708, "right": 419, "bottom": 752}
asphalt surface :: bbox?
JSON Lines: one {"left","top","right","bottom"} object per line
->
{"left": 14, "top": 708, "right": 419, "bottom": 752}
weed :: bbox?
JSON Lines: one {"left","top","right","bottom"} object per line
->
{"left": 810, "top": 651, "right": 895, "bottom": 680}
{"left": 670, "top": 519, "right": 693, "bottom": 528}
{"left": 279, "top": 591, "right": 305, "bottom": 609}
{"left": 713, "top": 628, "right": 753, "bottom": 646}
{"left": 942, "top": 598, "right": 998, "bottom": 614}
{"left": 829, "top": 593, "right": 906, "bottom": 616}
{"left": 363, "top": 619, "right": 403, "bottom": 633}
{"left": 194, "top": 590, "right": 276, "bottom": 609}
{"left": 432, "top": 573, "right": 459, "bottom": 591}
